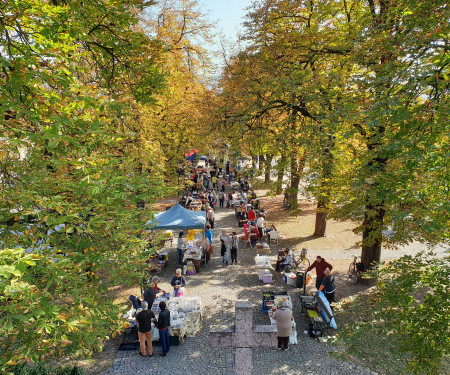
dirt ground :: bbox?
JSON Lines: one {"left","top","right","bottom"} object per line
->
{"left": 256, "top": 189, "right": 374, "bottom": 301}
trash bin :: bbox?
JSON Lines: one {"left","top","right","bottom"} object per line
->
{"left": 296, "top": 271, "right": 305, "bottom": 288}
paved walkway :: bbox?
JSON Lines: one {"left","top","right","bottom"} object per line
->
{"left": 100, "top": 205, "right": 377, "bottom": 375}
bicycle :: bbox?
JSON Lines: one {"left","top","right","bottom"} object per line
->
{"left": 348, "top": 255, "right": 364, "bottom": 284}
{"left": 292, "top": 248, "right": 310, "bottom": 271}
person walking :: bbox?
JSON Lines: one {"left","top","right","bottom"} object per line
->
{"left": 154, "top": 301, "right": 170, "bottom": 357}
{"left": 230, "top": 232, "right": 239, "bottom": 264}
{"left": 218, "top": 190, "right": 225, "bottom": 208}
{"left": 135, "top": 301, "right": 155, "bottom": 357}
{"left": 271, "top": 300, "right": 294, "bottom": 351}
{"left": 318, "top": 267, "right": 336, "bottom": 303}
{"left": 207, "top": 207, "right": 215, "bottom": 229}
{"left": 212, "top": 175, "right": 218, "bottom": 189}
{"left": 306, "top": 256, "right": 333, "bottom": 290}
{"left": 171, "top": 268, "right": 186, "bottom": 298}
{"left": 221, "top": 176, "right": 227, "bottom": 192}
{"left": 177, "top": 232, "right": 185, "bottom": 265}
{"left": 220, "top": 230, "right": 231, "bottom": 265}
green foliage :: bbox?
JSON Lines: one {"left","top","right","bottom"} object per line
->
{"left": 0, "top": 0, "right": 166, "bottom": 370}
{"left": 334, "top": 253, "right": 450, "bottom": 374}
{"left": 12, "top": 362, "right": 84, "bottom": 375}
{"left": 218, "top": 0, "right": 450, "bottom": 268}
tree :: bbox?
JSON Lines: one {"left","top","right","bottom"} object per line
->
{"left": 332, "top": 0, "right": 450, "bottom": 269}
{"left": 0, "top": 0, "right": 166, "bottom": 368}
{"left": 222, "top": 0, "right": 449, "bottom": 264}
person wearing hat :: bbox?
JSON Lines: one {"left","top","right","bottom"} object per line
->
{"left": 143, "top": 276, "right": 165, "bottom": 307}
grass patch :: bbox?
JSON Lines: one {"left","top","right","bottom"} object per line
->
{"left": 332, "top": 293, "right": 448, "bottom": 375}
{"left": 249, "top": 178, "right": 275, "bottom": 191}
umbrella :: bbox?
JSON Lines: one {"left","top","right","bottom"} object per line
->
{"left": 185, "top": 149, "right": 199, "bottom": 158}
{"left": 185, "top": 153, "right": 198, "bottom": 161}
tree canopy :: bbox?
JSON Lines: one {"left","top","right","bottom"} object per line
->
{"left": 0, "top": 0, "right": 449, "bottom": 372}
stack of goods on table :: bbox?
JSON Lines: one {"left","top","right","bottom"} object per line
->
{"left": 185, "top": 261, "right": 196, "bottom": 275}
{"left": 122, "top": 296, "right": 202, "bottom": 346}
{"left": 183, "top": 241, "right": 203, "bottom": 270}
{"left": 146, "top": 253, "right": 167, "bottom": 274}
{"left": 254, "top": 255, "right": 273, "bottom": 283}
{"left": 167, "top": 297, "right": 202, "bottom": 338}
{"left": 256, "top": 242, "right": 270, "bottom": 254}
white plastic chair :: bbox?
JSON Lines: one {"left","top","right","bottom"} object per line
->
{"left": 269, "top": 230, "right": 279, "bottom": 245}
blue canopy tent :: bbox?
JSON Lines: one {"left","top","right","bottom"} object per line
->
{"left": 199, "top": 155, "right": 207, "bottom": 160}
{"left": 146, "top": 203, "right": 206, "bottom": 230}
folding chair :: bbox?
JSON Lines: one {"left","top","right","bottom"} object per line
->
{"left": 269, "top": 230, "right": 279, "bottom": 245}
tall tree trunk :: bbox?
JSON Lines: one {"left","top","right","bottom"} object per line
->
{"left": 264, "top": 154, "right": 273, "bottom": 182}
{"left": 276, "top": 153, "right": 286, "bottom": 194}
{"left": 258, "top": 154, "right": 264, "bottom": 175}
{"left": 361, "top": 204, "right": 385, "bottom": 270}
{"left": 359, "top": 0, "right": 391, "bottom": 270}
{"left": 287, "top": 152, "right": 306, "bottom": 210}
{"left": 313, "top": 139, "right": 334, "bottom": 237}
{"left": 314, "top": 201, "right": 328, "bottom": 237}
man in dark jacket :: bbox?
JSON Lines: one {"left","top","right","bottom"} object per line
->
{"left": 154, "top": 301, "right": 171, "bottom": 357}
{"left": 306, "top": 256, "right": 333, "bottom": 290}
{"left": 135, "top": 301, "right": 155, "bottom": 357}
{"left": 318, "top": 267, "right": 336, "bottom": 303}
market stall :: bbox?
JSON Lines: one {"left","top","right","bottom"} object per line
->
{"left": 146, "top": 203, "right": 206, "bottom": 231}
{"left": 122, "top": 296, "right": 202, "bottom": 346}
{"left": 145, "top": 203, "right": 208, "bottom": 272}
{"left": 254, "top": 254, "right": 273, "bottom": 283}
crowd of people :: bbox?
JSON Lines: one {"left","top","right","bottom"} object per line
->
{"left": 134, "top": 157, "right": 338, "bottom": 356}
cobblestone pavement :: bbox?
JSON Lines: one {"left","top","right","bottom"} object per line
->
{"left": 100, "top": 204, "right": 377, "bottom": 375}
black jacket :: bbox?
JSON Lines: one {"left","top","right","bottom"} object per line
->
{"left": 156, "top": 309, "right": 170, "bottom": 330}
{"left": 136, "top": 310, "right": 155, "bottom": 333}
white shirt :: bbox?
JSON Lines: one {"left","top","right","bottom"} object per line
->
{"left": 256, "top": 217, "right": 265, "bottom": 228}
{"left": 207, "top": 210, "right": 215, "bottom": 220}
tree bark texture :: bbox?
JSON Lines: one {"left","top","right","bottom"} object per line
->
{"left": 287, "top": 152, "right": 306, "bottom": 210}
{"left": 313, "top": 139, "right": 334, "bottom": 237}
{"left": 264, "top": 154, "right": 273, "bottom": 183}
{"left": 276, "top": 154, "right": 286, "bottom": 194}
{"left": 258, "top": 154, "right": 264, "bottom": 171}
{"left": 361, "top": 205, "right": 385, "bottom": 270}
{"left": 313, "top": 203, "right": 328, "bottom": 237}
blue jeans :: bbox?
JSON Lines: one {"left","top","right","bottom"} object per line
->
{"left": 159, "top": 328, "right": 170, "bottom": 355}
{"left": 177, "top": 248, "right": 183, "bottom": 264}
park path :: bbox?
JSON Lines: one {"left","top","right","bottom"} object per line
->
{"left": 100, "top": 203, "right": 377, "bottom": 375}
